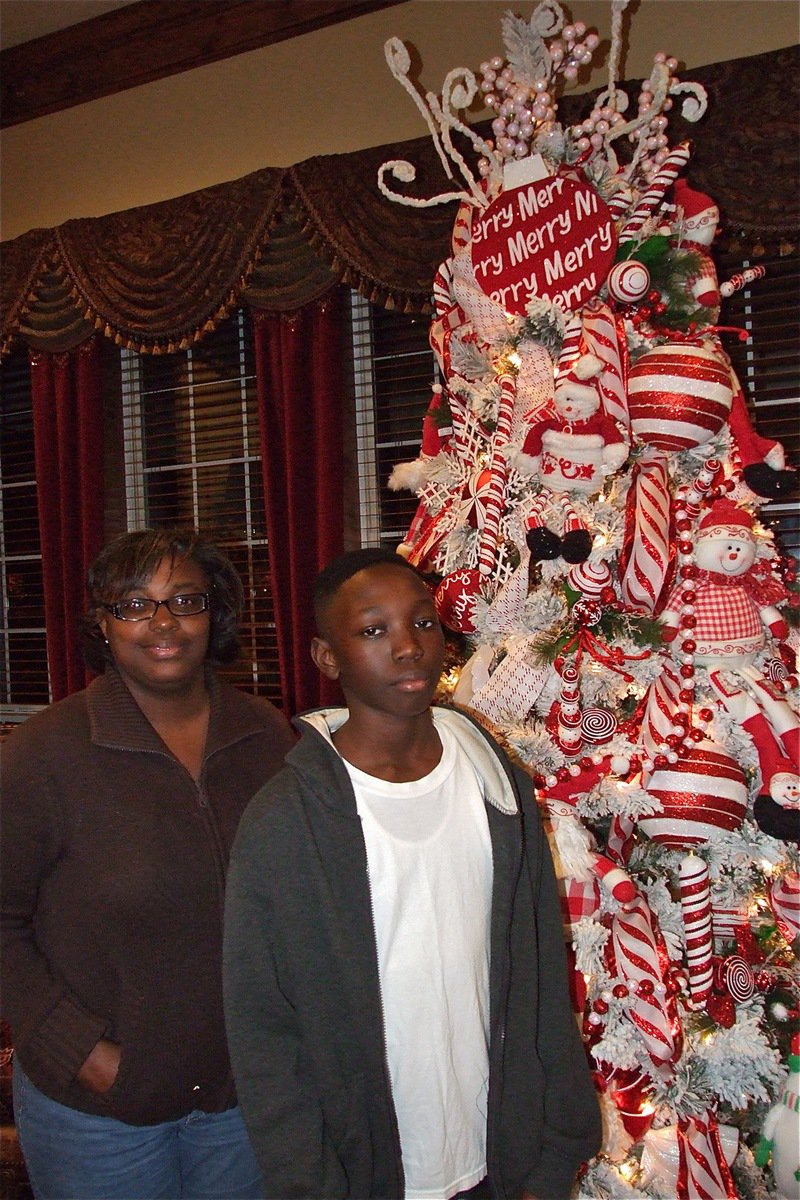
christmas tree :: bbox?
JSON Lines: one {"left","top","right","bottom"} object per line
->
{"left": 380, "top": 3, "right": 800, "bottom": 1196}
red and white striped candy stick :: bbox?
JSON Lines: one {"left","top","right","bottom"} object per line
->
{"left": 620, "top": 141, "right": 693, "bottom": 239}
{"left": 719, "top": 265, "right": 766, "bottom": 297}
{"left": 618, "top": 448, "right": 671, "bottom": 614}
{"left": 581, "top": 300, "right": 630, "bottom": 431}
{"left": 610, "top": 895, "right": 679, "bottom": 1067}
{"left": 477, "top": 372, "right": 517, "bottom": 577}
{"left": 679, "top": 854, "right": 714, "bottom": 1007}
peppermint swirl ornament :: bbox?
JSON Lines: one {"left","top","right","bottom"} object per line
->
{"left": 722, "top": 955, "right": 755, "bottom": 1003}
{"left": 581, "top": 707, "right": 618, "bottom": 743}
{"left": 766, "top": 657, "right": 790, "bottom": 684}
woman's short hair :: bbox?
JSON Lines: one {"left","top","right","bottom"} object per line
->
{"left": 82, "top": 529, "right": 244, "bottom": 672}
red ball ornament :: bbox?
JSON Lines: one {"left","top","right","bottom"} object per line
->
{"left": 678, "top": 689, "right": 695, "bottom": 704}
{"left": 613, "top": 983, "right": 629, "bottom": 999}
{"left": 628, "top": 343, "right": 734, "bottom": 451}
{"left": 640, "top": 738, "right": 748, "bottom": 847}
{"left": 681, "top": 638, "right": 697, "bottom": 653}
{"left": 681, "top": 563, "right": 699, "bottom": 579}
{"left": 680, "top": 664, "right": 695, "bottom": 679}
{"left": 434, "top": 569, "right": 483, "bottom": 633}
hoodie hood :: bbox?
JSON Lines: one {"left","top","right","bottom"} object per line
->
{"left": 296, "top": 705, "right": 518, "bottom": 816}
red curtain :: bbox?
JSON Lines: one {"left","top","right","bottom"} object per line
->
{"left": 30, "top": 338, "right": 105, "bottom": 701}
{"left": 253, "top": 294, "right": 344, "bottom": 715}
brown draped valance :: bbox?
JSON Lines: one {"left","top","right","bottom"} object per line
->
{"left": 2, "top": 44, "right": 797, "bottom": 357}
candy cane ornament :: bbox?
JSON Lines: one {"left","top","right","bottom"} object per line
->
{"left": 620, "top": 141, "right": 693, "bottom": 240}
{"left": 477, "top": 372, "right": 517, "bottom": 576}
{"left": 679, "top": 854, "right": 714, "bottom": 1007}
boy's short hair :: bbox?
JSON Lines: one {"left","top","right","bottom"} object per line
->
{"left": 313, "top": 548, "right": 421, "bottom": 634}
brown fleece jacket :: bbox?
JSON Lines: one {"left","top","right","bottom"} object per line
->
{"left": 1, "top": 665, "right": 294, "bottom": 1125}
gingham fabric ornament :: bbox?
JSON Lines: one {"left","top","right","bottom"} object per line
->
{"left": 434, "top": 569, "right": 482, "bottom": 633}
{"left": 627, "top": 341, "right": 734, "bottom": 452}
{"left": 559, "top": 876, "right": 601, "bottom": 930}
{"left": 679, "top": 855, "right": 714, "bottom": 1007}
{"left": 607, "top": 259, "right": 651, "bottom": 304}
{"left": 640, "top": 740, "right": 748, "bottom": 847}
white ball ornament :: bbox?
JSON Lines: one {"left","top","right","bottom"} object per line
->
{"left": 606, "top": 260, "right": 651, "bottom": 304}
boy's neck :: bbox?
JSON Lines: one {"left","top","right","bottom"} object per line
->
{"left": 332, "top": 707, "right": 442, "bottom": 783}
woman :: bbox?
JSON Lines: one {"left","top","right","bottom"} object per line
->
{"left": 1, "top": 529, "right": 296, "bottom": 1200}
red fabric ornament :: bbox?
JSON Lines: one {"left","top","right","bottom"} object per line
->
{"left": 706, "top": 991, "right": 736, "bottom": 1028}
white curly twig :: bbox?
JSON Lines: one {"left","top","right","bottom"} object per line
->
{"left": 384, "top": 38, "right": 453, "bottom": 179}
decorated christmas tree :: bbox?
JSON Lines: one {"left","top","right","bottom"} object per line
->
{"left": 380, "top": 3, "right": 799, "bottom": 1196}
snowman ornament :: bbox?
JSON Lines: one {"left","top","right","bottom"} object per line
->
{"left": 755, "top": 1032, "right": 800, "bottom": 1200}
{"left": 514, "top": 354, "right": 628, "bottom": 563}
{"left": 660, "top": 499, "right": 799, "bottom": 812}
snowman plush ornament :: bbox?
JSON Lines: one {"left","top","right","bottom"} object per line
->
{"left": 755, "top": 1032, "right": 800, "bottom": 1200}
{"left": 515, "top": 354, "right": 628, "bottom": 562}
{"left": 660, "top": 499, "right": 800, "bottom": 817}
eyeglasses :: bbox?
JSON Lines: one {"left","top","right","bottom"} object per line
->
{"left": 103, "top": 593, "right": 210, "bottom": 622}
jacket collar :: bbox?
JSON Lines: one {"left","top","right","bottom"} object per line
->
{"left": 86, "top": 665, "right": 267, "bottom": 757}
{"left": 295, "top": 705, "right": 518, "bottom": 816}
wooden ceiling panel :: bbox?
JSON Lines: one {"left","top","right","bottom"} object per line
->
{"left": 0, "top": 0, "right": 409, "bottom": 128}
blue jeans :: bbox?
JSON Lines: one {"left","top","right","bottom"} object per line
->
{"left": 13, "top": 1062, "right": 263, "bottom": 1200}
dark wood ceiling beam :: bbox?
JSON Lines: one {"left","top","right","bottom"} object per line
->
{"left": 1, "top": 0, "right": 409, "bottom": 129}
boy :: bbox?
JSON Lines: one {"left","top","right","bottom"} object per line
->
{"left": 223, "top": 549, "right": 601, "bottom": 1200}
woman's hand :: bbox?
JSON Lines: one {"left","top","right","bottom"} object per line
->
{"left": 76, "top": 1038, "right": 121, "bottom": 1094}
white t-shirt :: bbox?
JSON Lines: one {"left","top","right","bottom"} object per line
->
{"left": 342, "top": 722, "right": 493, "bottom": 1200}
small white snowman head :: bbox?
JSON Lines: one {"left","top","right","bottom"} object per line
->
{"left": 695, "top": 500, "right": 757, "bottom": 577}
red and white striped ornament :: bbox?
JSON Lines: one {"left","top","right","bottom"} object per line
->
{"left": 607, "top": 259, "right": 651, "bottom": 304}
{"left": 676, "top": 1112, "right": 737, "bottom": 1200}
{"left": 620, "top": 142, "right": 694, "bottom": 240}
{"left": 679, "top": 855, "right": 714, "bottom": 1007}
{"left": 581, "top": 301, "right": 631, "bottom": 432}
{"left": 619, "top": 449, "right": 672, "bottom": 614}
{"left": 434, "top": 569, "right": 482, "bottom": 634}
{"left": 769, "top": 871, "right": 800, "bottom": 945}
{"left": 477, "top": 372, "right": 517, "bottom": 576}
{"left": 640, "top": 740, "right": 748, "bottom": 847}
{"left": 628, "top": 342, "right": 734, "bottom": 452}
{"left": 609, "top": 895, "right": 680, "bottom": 1068}
{"left": 568, "top": 560, "right": 612, "bottom": 598}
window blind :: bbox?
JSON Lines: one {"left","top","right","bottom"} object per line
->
{"left": 0, "top": 352, "right": 48, "bottom": 713}
{"left": 121, "top": 312, "right": 282, "bottom": 702}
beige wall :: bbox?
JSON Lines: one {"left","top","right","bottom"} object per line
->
{"left": 1, "top": 0, "right": 798, "bottom": 241}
